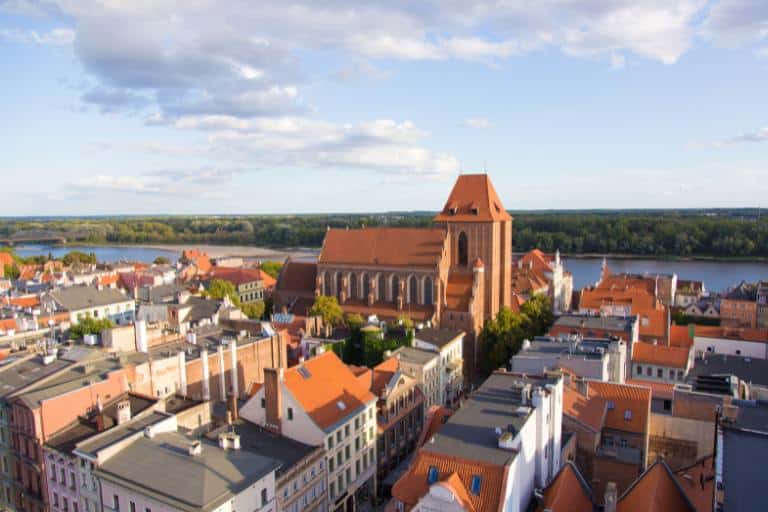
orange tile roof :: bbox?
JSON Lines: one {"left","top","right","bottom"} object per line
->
{"left": 391, "top": 450, "right": 505, "bottom": 512}
{"left": 674, "top": 456, "right": 715, "bottom": 512}
{"left": 520, "top": 249, "right": 553, "bottom": 274}
{"left": 563, "top": 386, "right": 607, "bottom": 433}
{"left": 248, "top": 382, "right": 263, "bottom": 398}
{"left": 510, "top": 265, "right": 549, "bottom": 295}
{"left": 283, "top": 351, "right": 375, "bottom": 431}
{"left": 0, "top": 252, "right": 13, "bottom": 266}
{"left": 418, "top": 405, "right": 453, "bottom": 447}
{"left": 625, "top": 380, "right": 675, "bottom": 401}
{"left": 439, "top": 473, "right": 476, "bottom": 512}
{"left": 18, "top": 264, "right": 39, "bottom": 281}
{"left": 433, "top": 174, "right": 512, "bottom": 222}
{"left": 618, "top": 460, "right": 696, "bottom": 512}
{"left": 693, "top": 325, "right": 768, "bottom": 343}
{"left": 537, "top": 462, "right": 594, "bottom": 512}
{"left": 600, "top": 274, "right": 657, "bottom": 296}
{"left": 446, "top": 274, "right": 473, "bottom": 310}
{"left": 8, "top": 295, "right": 40, "bottom": 308}
{"left": 632, "top": 342, "right": 690, "bottom": 369}
{"left": 370, "top": 357, "right": 399, "bottom": 397}
{"left": 0, "top": 318, "right": 17, "bottom": 331}
{"left": 587, "top": 381, "right": 651, "bottom": 435}
{"left": 670, "top": 324, "right": 694, "bottom": 348}
{"left": 319, "top": 227, "right": 446, "bottom": 267}
{"left": 277, "top": 261, "right": 317, "bottom": 292}
{"left": 210, "top": 267, "right": 271, "bottom": 286}
{"left": 99, "top": 274, "right": 119, "bottom": 286}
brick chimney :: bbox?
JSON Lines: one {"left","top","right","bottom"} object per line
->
{"left": 264, "top": 367, "right": 284, "bottom": 434}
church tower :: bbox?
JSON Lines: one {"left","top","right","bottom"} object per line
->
{"left": 434, "top": 174, "right": 512, "bottom": 320}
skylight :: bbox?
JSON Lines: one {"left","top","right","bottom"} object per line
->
{"left": 427, "top": 466, "right": 439, "bottom": 484}
{"left": 336, "top": 400, "right": 346, "bottom": 411}
{"left": 298, "top": 366, "right": 311, "bottom": 379}
{"left": 470, "top": 475, "right": 482, "bottom": 495}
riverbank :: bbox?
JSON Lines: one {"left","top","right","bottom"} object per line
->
{"left": 74, "top": 243, "right": 320, "bottom": 261}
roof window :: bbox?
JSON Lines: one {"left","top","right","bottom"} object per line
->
{"left": 298, "top": 366, "right": 311, "bottom": 379}
{"left": 470, "top": 475, "right": 482, "bottom": 495}
{"left": 336, "top": 400, "right": 347, "bottom": 411}
{"left": 427, "top": 466, "right": 439, "bottom": 484}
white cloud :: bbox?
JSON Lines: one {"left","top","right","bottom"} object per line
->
{"left": 715, "top": 126, "right": 768, "bottom": 146}
{"left": 0, "top": 27, "right": 74, "bottom": 45}
{"left": 463, "top": 118, "right": 494, "bottom": 129}
{"left": 71, "top": 168, "right": 242, "bottom": 196}
{"left": 702, "top": 0, "right": 768, "bottom": 47}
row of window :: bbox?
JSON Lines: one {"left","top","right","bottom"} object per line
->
{"left": 328, "top": 447, "right": 374, "bottom": 499}
{"left": 321, "top": 272, "right": 434, "bottom": 306}
{"left": 634, "top": 365, "right": 684, "bottom": 381}
{"left": 282, "top": 459, "right": 324, "bottom": 500}
{"left": 52, "top": 492, "right": 79, "bottom": 512}
{"left": 48, "top": 463, "right": 76, "bottom": 491}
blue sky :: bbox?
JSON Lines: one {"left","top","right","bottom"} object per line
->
{"left": 1, "top": 0, "right": 768, "bottom": 215}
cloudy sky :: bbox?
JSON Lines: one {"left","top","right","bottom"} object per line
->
{"left": 1, "top": 0, "right": 768, "bottom": 215}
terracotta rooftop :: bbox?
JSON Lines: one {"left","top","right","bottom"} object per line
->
{"left": 0, "top": 252, "right": 13, "bottom": 266}
{"left": 7, "top": 295, "right": 40, "bottom": 308}
{"left": 277, "top": 261, "right": 317, "bottom": 293}
{"left": 673, "top": 456, "right": 715, "bottom": 512}
{"left": 693, "top": 325, "right": 768, "bottom": 343}
{"left": 433, "top": 174, "right": 512, "bottom": 223}
{"left": 632, "top": 342, "right": 690, "bottom": 369}
{"left": 283, "top": 351, "right": 375, "bottom": 431}
{"left": 445, "top": 274, "right": 473, "bottom": 310}
{"left": 209, "top": 267, "right": 272, "bottom": 286}
{"left": 418, "top": 405, "right": 453, "bottom": 448}
{"left": 519, "top": 249, "right": 554, "bottom": 274}
{"left": 319, "top": 227, "right": 446, "bottom": 267}
{"left": 587, "top": 381, "right": 651, "bottom": 435}
{"left": 617, "top": 459, "right": 696, "bottom": 512}
{"left": 563, "top": 386, "right": 607, "bottom": 433}
{"left": 625, "top": 380, "right": 675, "bottom": 401}
{"left": 536, "top": 462, "right": 594, "bottom": 512}
{"left": 391, "top": 450, "right": 505, "bottom": 512}
{"left": 370, "top": 357, "right": 400, "bottom": 397}
{"left": 670, "top": 324, "right": 694, "bottom": 348}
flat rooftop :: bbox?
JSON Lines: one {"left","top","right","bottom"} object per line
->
{"left": 97, "top": 431, "right": 281, "bottom": 512}
{"left": 0, "top": 355, "right": 71, "bottom": 398}
{"left": 553, "top": 314, "right": 635, "bottom": 332}
{"left": 76, "top": 411, "right": 170, "bottom": 457}
{"left": 725, "top": 400, "right": 768, "bottom": 434}
{"left": 413, "top": 328, "right": 464, "bottom": 349}
{"left": 391, "top": 346, "right": 438, "bottom": 366}
{"left": 423, "top": 372, "right": 559, "bottom": 466}
{"left": 688, "top": 354, "right": 768, "bottom": 387}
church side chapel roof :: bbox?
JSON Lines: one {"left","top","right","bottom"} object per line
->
{"left": 434, "top": 174, "right": 512, "bottom": 222}
{"left": 319, "top": 227, "right": 446, "bottom": 267}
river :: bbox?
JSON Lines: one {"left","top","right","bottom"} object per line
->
{"left": 11, "top": 244, "right": 768, "bottom": 293}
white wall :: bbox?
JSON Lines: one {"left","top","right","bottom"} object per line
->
{"left": 693, "top": 336, "right": 768, "bottom": 359}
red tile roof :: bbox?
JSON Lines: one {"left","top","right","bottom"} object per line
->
{"left": 339, "top": 299, "right": 435, "bottom": 322}
{"left": 0, "top": 318, "right": 17, "bottom": 331}
{"left": 277, "top": 261, "right": 317, "bottom": 292}
{"left": 537, "top": 462, "right": 594, "bottom": 512}
{"left": 563, "top": 386, "right": 607, "bottom": 433}
{"left": 391, "top": 450, "right": 505, "bottom": 512}
{"left": 445, "top": 274, "right": 473, "bottom": 310}
{"left": 418, "top": 405, "right": 453, "bottom": 447}
{"left": 693, "top": 325, "right": 768, "bottom": 343}
{"left": 433, "top": 174, "right": 512, "bottom": 222}
{"left": 210, "top": 267, "right": 272, "bottom": 286}
{"left": 618, "top": 459, "right": 696, "bottom": 512}
{"left": 674, "top": 456, "right": 715, "bottom": 512}
{"left": 319, "top": 227, "right": 447, "bottom": 267}
{"left": 670, "top": 324, "right": 694, "bottom": 348}
{"left": 587, "top": 381, "right": 651, "bottom": 435}
{"left": 625, "top": 380, "right": 675, "bottom": 401}
{"left": 632, "top": 342, "right": 690, "bottom": 369}
{"left": 283, "top": 351, "right": 375, "bottom": 430}
{"left": 370, "top": 357, "right": 400, "bottom": 397}
{"left": 8, "top": 295, "right": 40, "bottom": 308}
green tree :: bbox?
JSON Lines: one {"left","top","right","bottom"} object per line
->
{"left": 70, "top": 316, "right": 115, "bottom": 339}
{"left": 345, "top": 313, "right": 365, "bottom": 330}
{"left": 241, "top": 301, "right": 266, "bottom": 319}
{"left": 62, "top": 250, "right": 97, "bottom": 266}
{"left": 309, "top": 295, "right": 344, "bottom": 326}
{"left": 204, "top": 278, "right": 241, "bottom": 306}
{"left": 3, "top": 264, "right": 19, "bottom": 280}
{"left": 153, "top": 256, "right": 171, "bottom": 265}
{"left": 260, "top": 261, "right": 284, "bottom": 279}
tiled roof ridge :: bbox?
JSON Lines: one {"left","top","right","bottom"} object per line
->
{"left": 618, "top": 458, "right": 698, "bottom": 512}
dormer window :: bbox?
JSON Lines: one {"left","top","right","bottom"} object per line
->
{"left": 447, "top": 203, "right": 458, "bottom": 215}
{"left": 470, "top": 203, "right": 479, "bottom": 216}
{"left": 427, "top": 466, "right": 439, "bottom": 484}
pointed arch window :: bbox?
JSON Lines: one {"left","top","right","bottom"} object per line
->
{"left": 378, "top": 274, "right": 386, "bottom": 302}
{"left": 350, "top": 273, "right": 358, "bottom": 299}
{"left": 392, "top": 275, "right": 400, "bottom": 303}
{"left": 458, "top": 232, "right": 469, "bottom": 267}
{"left": 362, "top": 273, "right": 370, "bottom": 299}
{"left": 424, "top": 277, "right": 434, "bottom": 305}
{"left": 409, "top": 276, "right": 418, "bottom": 304}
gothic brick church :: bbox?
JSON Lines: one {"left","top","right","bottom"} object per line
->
{"left": 275, "top": 174, "right": 514, "bottom": 374}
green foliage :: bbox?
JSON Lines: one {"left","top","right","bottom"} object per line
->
{"left": 309, "top": 296, "right": 344, "bottom": 326}
{"left": 260, "top": 261, "right": 284, "bottom": 279}
{"left": 345, "top": 313, "right": 365, "bottom": 330}
{"left": 70, "top": 316, "right": 115, "bottom": 340}
{"left": 62, "top": 250, "right": 96, "bottom": 266}
{"left": 240, "top": 301, "right": 266, "bottom": 320}
{"left": 3, "top": 264, "right": 19, "bottom": 280}
{"left": 671, "top": 309, "right": 720, "bottom": 327}
{"left": 479, "top": 294, "right": 555, "bottom": 376}
{"left": 204, "top": 278, "right": 241, "bottom": 306}
{"left": 153, "top": 256, "right": 171, "bottom": 265}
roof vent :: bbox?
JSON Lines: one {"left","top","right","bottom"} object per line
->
{"left": 188, "top": 440, "right": 202, "bottom": 456}
{"left": 336, "top": 400, "right": 346, "bottom": 411}
{"left": 498, "top": 431, "right": 516, "bottom": 451}
{"left": 218, "top": 431, "right": 241, "bottom": 451}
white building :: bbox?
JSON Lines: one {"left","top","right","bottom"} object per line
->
{"left": 390, "top": 371, "right": 564, "bottom": 512}
{"left": 45, "top": 286, "right": 135, "bottom": 325}
{"left": 410, "top": 328, "right": 465, "bottom": 407}
{"left": 240, "top": 351, "right": 377, "bottom": 512}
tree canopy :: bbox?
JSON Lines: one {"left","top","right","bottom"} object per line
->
{"left": 204, "top": 278, "right": 241, "bottom": 306}
{"left": 70, "top": 316, "right": 115, "bottom": 340}
{"left": 309, "top": 295, "right": 344, "bottom": 326}
{"left": 153, "top": 256, "right": 171, "bottom": 265}
{"left": 241, "top": 301, "right": 266, "bottom": 320}
{"left": 260, "top": 261, "right": 283, "bottom": 279}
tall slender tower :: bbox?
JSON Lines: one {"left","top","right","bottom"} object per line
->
{"left": 434, "top": 174, "right": 512, "bottom": 319}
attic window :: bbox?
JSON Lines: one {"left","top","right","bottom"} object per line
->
{"left": 470, "top": 475, "right": 482, "bottom": 495}
{"left": 470, "top": 204, "right": 479, "bottom": 216}
{"left": 607, "top": 400, "right": 615, "bottom": 410}
{"left": 447, "top": 203, "right": 458, "bottom": 215}
{"left": 494, "top": 202, "right": 501, "bottom": 214}
{"left": 427, "top": 466, "right": 439, "bottom": 484}
{"left": 624, "top": 409, "right": 632, "bottom": 421}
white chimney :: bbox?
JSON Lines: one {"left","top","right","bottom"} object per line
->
{"left": 218, "top": 345, "right": 226, "bottom": 401}
{"left": 116, "top": 399, "right": 131, "bottom": 425}
{"left": 230, "top": 342, "right": 239, "bottom": 398}
{"left": 201, "top": 349, "right": 211, "bottom": 401}
{"left": 178, "top": 350, "right": 187, "bottom": 396}
{"left": 218, "top": 432, "right": 241, "bottom": 451}
{"left": 188, "top": 440, "right": 202, "bottom": 456}
{"left": 135, "top": 320, "right": 148, "bottom": 353}
{"left": 604, "top": 482, "right": 617, "bottom": 512}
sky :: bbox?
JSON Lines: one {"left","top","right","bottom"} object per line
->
{"left": 1, "top": 0, "right": 768, "bottom": 216}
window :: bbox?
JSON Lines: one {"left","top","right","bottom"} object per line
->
{"left": 457, "top": 232, "right": 468, "bottom": 267}
{"left": 356, "top": 460, "right": 361, "bottom": 475}
{"left": 470, "top": 475, "right": 482, "bottom": 495}
{"left": 113, "top": 495, "right": 119, "bottom": 511}
{"left": 261, "top": 488, "right": 268, "bottom": 507}
{"left": 427, "top": 466, "right": 439, "bottom": 484}
{"left": 287, "top": 407, "right": 294, "bottom": 421}
{"left": 677, "top": 370, "right": 683, "bottom": 380}
{"left": 70, "top": 471, "right": 76, "bottom": 489}
{"left": 337, "top": 431, "right": 342, "bottom": 443}
{"left": 345, "top": 445, "right": 350, "bottom": 460}
{"left": 663, "top": 400, "right": 672, "bottom": 412}
{"left": 261, "top": 398, "right": 266, "bottom": 408}
{"left": 53, "top": 493, "right": 59, "bottom": 507}
{"left": 657, "top": 368, "right": 663, "bottom": 378}
{"left": 345, "top": 424, "right": 350, "bottom": 436}
{"left": 337, "top": 452, "right": 342, "bottom": 466}
{"left": 129, "top": 502, "right": 135, "bottom": 512}
{"left": 606, "top": 400, "right": 615, "bottom": 410}
{"left": 328, "top": 457, "right": 335, "bottom": 472}
{"left": 620, "top": 439, "right": 628, "bottom": 448}
{"left": 624, "top": 409, "right": 633, "bottom": 421}
{"left": 636, "top": 365, "right": 642, "bottom": 375}
{"left": 73, "top": 503, "right": 79, "bottom": 512}
{"left": 63, "top": 497, "right": 69, "bottom": 512}
{"left": 646, "top": 367, "right": 652, "bottom": 376}
{"left": 327, "top": 437, "right": 334, "bottom": 449}
{"left": 329, "top": 482, "right": 335, "bottom": 498}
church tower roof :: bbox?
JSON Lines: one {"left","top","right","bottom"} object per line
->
{"left": 434, "top": 174, "right": 512, "bottom": 222}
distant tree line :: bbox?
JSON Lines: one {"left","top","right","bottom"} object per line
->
{"left": 1, "top": 209, "right": 766, "bottom": 258}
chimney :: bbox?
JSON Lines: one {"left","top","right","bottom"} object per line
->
{"left": 201, "top": 349, "right": 211, "bottom": 401}
{"left": 230, "top": 342, "right": 239, "bottom": 399}
{"left": 116, "top": 399, "right": 131, "bottom": 425}
{"left": 178, "top": 350, "right": 188, "bottom": 396}
{"left": 604, "top": 482, "right": 617, "bottom": 512}
{"left": 218, "top": 431, "right": 241, "bottom": 451}
{"left": 264, "top": 367, "right": 283, "bottom": 434}
{"left": 188, "top": 440, "right": 202, "bottom": 456}
{"left": 227, "top": 392, "right": 239, "bottom": 422}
